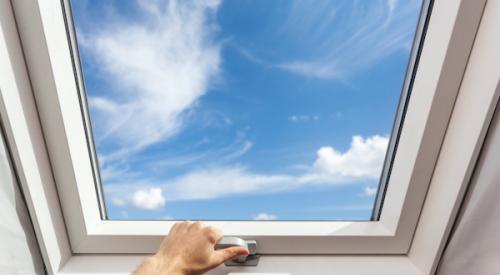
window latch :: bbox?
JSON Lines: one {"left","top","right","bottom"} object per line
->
{"left": 215, "top": 236, "right": 260, "bottom": 266}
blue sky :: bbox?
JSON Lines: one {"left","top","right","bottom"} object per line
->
{"left": 71, "top": 0, "right": 422, "bottom": 220}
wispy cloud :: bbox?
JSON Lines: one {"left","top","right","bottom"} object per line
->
{"left": 276, "top": 0, "right": 421, "bottom": 80}
{"left": 253, "top": 213, "right": 277, "bottom": 221}
{"left": 360, "top": 186, "right": 378, "bottom": 197}
{"left": 142, "top": 132, "right": 254, "bottom": 171}
{"left": 80, "top": 0, "right": 223, "bottom": 153}
{"left": 163, "top": 166, "right": 293, "bottom": 200}
{"left": 106, "top": 135, "right": 389, "bottom": 208}
{"left": 221, "top": 141, "right": 254, "bottom": 160}
{"left": 110, "top": 197, "right": 126, "bottom": 207}
{"left": 289, "top": 115, "right": 320, "bottom": 122}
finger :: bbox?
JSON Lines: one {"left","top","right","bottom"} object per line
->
{"left": 211, "top": 246, "right": 249, "bottom": 266}
{"left": 189, "top": 221, "right": 203, "bottom": 231}
{"left": 169, "top": 221, "right": 182, "bottom": 234}
{"left": 203, "top": 226, "right": 223, "bottom": 244}
{"left": 178, "top": 220, "right": 193, "bottom": 231}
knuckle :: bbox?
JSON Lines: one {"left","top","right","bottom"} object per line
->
{"left": 188, "top": 221, "right": 202, "bottom": 230}
{"left": 179, "top": 221, "right": 191, "bottom": 229}
{"left": 176, "top": 221, "right": 185, "bottom": 226}
{"left": 204, "top": 226, "right": 222, "bottom": 243}
{"left": 170, "top": 222, "right": 181, "bottom": 231}
{"left": 193, "top": 221, "right": 203, "bottom": 228}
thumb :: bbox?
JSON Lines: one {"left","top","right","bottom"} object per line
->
{"left": 211, "top": 246, "right": 249, "bottom": 265}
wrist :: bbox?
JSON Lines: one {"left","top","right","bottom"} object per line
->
{"left": 139, "top": 254, "right": 185, "bottom": 275}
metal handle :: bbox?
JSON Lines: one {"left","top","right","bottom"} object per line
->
{"left": 215, "top": 236, "right": 248, "bottom": 251}
{"left": 215, "top": 237, "right": 259, "bottom": 266}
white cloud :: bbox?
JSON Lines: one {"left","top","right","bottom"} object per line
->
{"left": 82, "top": 0, "right": 222, "bottom": 152}
{"left": 289, "top": 115, "right": 320, "bottom": 122}
{"left": 277, "top": 0, "right": 421, "bottom": 80}
{"left": 253, "top": 213, "right": 277, "bottom": 221}
{"left": 278, "top": 62, "right": 339, "bottom": 80}
{"left": 106, "top": 135, "right": 389, "bottom": 206}
{"left": 361, "top": 186, "right": 378, "bottom": 197}
{"left": 163, "top": 166, "right": 293, "bottom": 200}
{"left": 142, "top": 137, "right": 253, "bottom": 172}
{"left": 132, "top": 187, "right": 166, "bottom": 210}
{"left": 111, "top": 197, "right": 126, "bottom": 207}
{"left": 314, "top": 135, "right": 388, "bottom": 180}
{"left": 100, "top": 165, "right": 140, "bottom": 182}
{"left": 222, "top": 141, "right": 254, "bottom": 160}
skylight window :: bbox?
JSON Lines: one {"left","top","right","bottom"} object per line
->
{"left": 70, "top": 0, "right": 423, "bottom": 221}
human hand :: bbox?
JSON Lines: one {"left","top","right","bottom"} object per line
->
{"left": 133, "top": 221, "right": 249, "bottom": 275}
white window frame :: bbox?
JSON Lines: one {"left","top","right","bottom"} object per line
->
{"left": 1, "top": 0, "right": 499, "bottom": 274}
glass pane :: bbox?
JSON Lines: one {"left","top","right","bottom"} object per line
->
{"left": 69, "top": 0, "right": 424, "bottom": 220}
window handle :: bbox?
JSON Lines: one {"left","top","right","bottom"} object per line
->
{"left": 215, "top": 237, "right": 259, "bottom": 266}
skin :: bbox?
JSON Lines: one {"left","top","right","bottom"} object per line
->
{"left": 133, "top": 221, "right": 249, "bottom": 275}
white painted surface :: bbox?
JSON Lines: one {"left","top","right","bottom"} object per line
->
{"left": 408, "top": 0, "right": 500, "bottom": 272}
{"left": 0, "top": 1, "right": 43, "bottom": 273}
{"left": 437, "top": 92, "right": 500, "bottom": 275}
{"left": 0, "top": 122, "right": 43, "bottom": 274}
{"left": 436, "top": 6, "right": 500, "bottom": 272}
{"left": 0, "top": 0, "right": 71, "bottom": 273}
